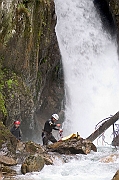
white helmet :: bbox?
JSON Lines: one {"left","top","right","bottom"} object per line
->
{"left": 52, "top": 114, "right": 59, "bottom": 120}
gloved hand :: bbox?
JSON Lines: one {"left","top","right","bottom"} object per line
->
{"left": 59, "top": 129, "right": 63, "bottom": 132}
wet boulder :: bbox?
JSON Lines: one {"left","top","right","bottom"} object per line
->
{"left": 24, "top": 141, "right": 53, "bottom": 165}
{"left": 0, "top": 155, "right": 17, "bottom": 166}
{"left": 0, "top": 121, "right": 18, "bottom": 178}
{"left": 47, "top": 135, "right": 97, "bottom": 155}
{"left": 112, "top": 135, "right": 119, "bottom": 146}
{"left": 21, "top": 154, "right": 45, "bottom": 174}
{"left": 100, "top": 154, "right": 119, "bottom": 163}
{"left": 1, "top": 166, "right": 17, "bottom": 178}
{"left": 20, "top": 141, "right": 53, "bottom": 174}
{"left": 25, "top": 141, "right": 45, "bottom": 154}
{"left": 0, "top": 121, "right": 17, "bottom": 157}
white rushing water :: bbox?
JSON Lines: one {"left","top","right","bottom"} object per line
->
{"left": 14, "top": 147, "right": 119, "bottom": 180}
{"left": 12, "top": 0, "right": 119, "bottom": 179}
{"left": 54, "top": 0, "right": 119, "bottom": 143}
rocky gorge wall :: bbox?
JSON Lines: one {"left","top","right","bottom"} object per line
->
{"left": 109, "top": 0, "right": 119, "bottom": 46}
{"left": 0, "top": 0, "right": 64, "bottom": 141}
{"left": 94, "top": 0, "right": 119, "bottom": 46}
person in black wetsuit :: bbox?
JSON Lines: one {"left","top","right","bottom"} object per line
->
{"left": 42, "top": 114, "right": 62, "bottom": 145}
{"left": 10, "top": 120, "right": 22, "bottom": 141}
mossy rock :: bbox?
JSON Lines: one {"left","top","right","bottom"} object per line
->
{"left": 0, "top": 121, "right": 17, "bottom": 155}
{"left": 2, "top": 165, "right": 17, "bottom": 177}
{"left": 21, "top": 154, "right": 45, "bottom": 174}
{"left": 25, "top": 141, "right": 45, "bottom": 154}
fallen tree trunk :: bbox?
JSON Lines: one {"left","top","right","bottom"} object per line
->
{"left": 86, "top": 111, "right": 119, "bottom": 142}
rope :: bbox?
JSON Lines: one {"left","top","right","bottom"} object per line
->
{"left": 96, "top": 115, "right": 115, "bottom": 146}
{"left": 95, "top": 115, "right": 113, "bottom": 130}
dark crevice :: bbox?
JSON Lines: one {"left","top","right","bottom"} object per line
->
{"left": 93, "top": 0, "right": 116, "bottom": 36}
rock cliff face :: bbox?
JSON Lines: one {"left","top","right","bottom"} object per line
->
{"left": 0, "top": 0, "right": 64, "bottom": 140}
{"left": 94, "top": 0, "right": 119, "bottom": 47}
{"left": 109, "top": 0, "right": 119, "bottom": 46}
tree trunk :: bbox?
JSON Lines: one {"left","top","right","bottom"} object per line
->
{"left": 86, "top": 111, "right": 119, "bottom": 142}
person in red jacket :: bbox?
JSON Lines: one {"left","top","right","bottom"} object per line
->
{"left": 42, "top": 114, "right": 62, "bottom": 145}
{"left": 10, "top": 120, "right": 22, "bottom": 141}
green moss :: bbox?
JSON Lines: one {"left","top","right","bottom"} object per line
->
{"left": 0, "top": 64, "right": 7, "bottom": 116}
{"left": 0, "top": 92, "right": 7, "bottom": 116}
{"left": 6, "top": 79, "right": 13, "bottom": 89}
{"left": 0, "top": 8, "right": 14, "bottom": 45}
{"left": 0, "top": 65, "right": 19, "bottom": 116}
{"left": 41, "top": 58, "right": 47, "bottom": 64}
{"left": 23, "top": 0, "right": 29, "bottom": 3}
{"left": 17, "top": 3, "right": 30, "bottom": 17}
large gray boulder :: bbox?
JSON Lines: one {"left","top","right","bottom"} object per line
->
{"left": 21, "top": 154, "right": 45, "bottom": 174}
{"left": 47, "top": 135, "right": 97, "bottom": 155}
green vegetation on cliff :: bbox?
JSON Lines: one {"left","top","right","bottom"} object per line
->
{"left": 0, "top": 64, "right": 18, "bottom": 117}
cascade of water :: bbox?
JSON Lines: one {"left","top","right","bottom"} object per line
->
{"left": 54, "top": 0, "right": 119, "bottom": 142}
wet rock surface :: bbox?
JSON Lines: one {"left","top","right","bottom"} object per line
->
{"left": 47, "top": 137, "right": 97, "bottom": 155}
{"left": 0, "top": 124, "right": 97, "bottom": 177}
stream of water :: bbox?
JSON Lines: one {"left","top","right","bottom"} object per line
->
{"left": 13, "top": 147, "right": 119, "bottom": 180}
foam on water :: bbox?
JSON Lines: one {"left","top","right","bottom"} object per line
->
{"left": 14, "top": 147, "right": 119, "bottom": 180}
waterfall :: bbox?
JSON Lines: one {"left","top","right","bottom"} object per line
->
{"left": 54, "top": 0, "right": 119, "bottom": 142}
